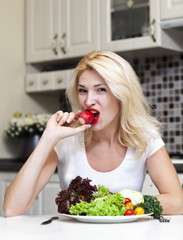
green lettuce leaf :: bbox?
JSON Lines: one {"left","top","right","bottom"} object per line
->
{"left": 69, "top": 185, "right": 127, "bottom": 216}
{"left": 93, "top": 185, "right": 110, "bottom": 198}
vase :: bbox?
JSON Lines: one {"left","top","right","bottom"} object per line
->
{"left": 18, "top": 135, "right": 40, "bottom": 161}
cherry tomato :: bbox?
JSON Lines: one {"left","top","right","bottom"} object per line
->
{"left": 134, "top": 207, "right": 144, "bottom": 215}
{"left": 124, "top": 198, "right": 131, "bottom": 204}
{"left": 78, "top": 195, "right": 86, "bottom": 201}
{"left": 124, "top": 209, "right": 135, "bottom": 216}
{"left": 125, "top": 202, "right": 134, "bottom": 209}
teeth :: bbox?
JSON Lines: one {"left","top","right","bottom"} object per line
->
{"left": 86, "top": 109, "right": 99, "bottom": 120}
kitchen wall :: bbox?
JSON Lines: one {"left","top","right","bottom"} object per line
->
{"left": 0, "top": 0, "right": 59, "bottom": 159}
{"left": 1, "top": 0, "right": 183, "bottom": 159}
{"left": 132, "top": 53, "right": 183, "bottom": 157}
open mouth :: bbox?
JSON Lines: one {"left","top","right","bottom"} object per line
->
{"left": 85, "top": 108, "right": 100, "bottom": 124}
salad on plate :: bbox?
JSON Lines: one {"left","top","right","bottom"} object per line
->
{"left": 55, "top": 176, "right": 163, "bottom": 220}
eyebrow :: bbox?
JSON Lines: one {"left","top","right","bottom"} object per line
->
{"left": 78, "top": 84, "right": 106, "bottom": 88}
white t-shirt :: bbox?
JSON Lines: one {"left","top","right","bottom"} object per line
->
{"left": 54, "top": 133, "right": 165, "bottom": 193}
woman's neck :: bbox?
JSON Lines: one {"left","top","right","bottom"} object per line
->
{"left": 92, "top": 125, "right": 119, "bottom": 146}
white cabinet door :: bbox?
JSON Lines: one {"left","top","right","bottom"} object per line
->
{"left": 40, "top": 174, "right": 60, "bottom": 214}
{"left": 142, "top": 173, "right": 183, "bottom": 196}
{"left": 0, "top": 172, "right": 60, "bottom": 216}
{"left": 100, "top": 0, "right": 160, "bottom": 52}
{"left": 100, "top": 0, "right": 183, "bottom": 53}
{"left": 160, "top": 0, "right": 183, "bottom": 19}
{"left": 26, "top": 0, "right": 100, "bottom": 63}
{"left": 142, "top": 174, "right": 159, "bottom": 196}
{"left": 178, "top": 173, "right": 183, "bottom": 189}
{"left": 0, "top": 173, "right": 15, "bottom": 216}
{"left": 0, "top": 172, "right": 38, "bottom": 216}
{"left": 26, "top": 0, "right": 63, "bottom": 63}
{"left": 62, "top": 0, "right": 100, "bottom": 58}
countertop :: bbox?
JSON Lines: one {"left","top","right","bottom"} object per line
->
{"left": 0, "top": 159, "right": 58, "bottom": 172}
{"left": 0, "top": 159, "right": 24, "bottom": 172}
{"left": 0, "top": 158, "right": 183, "bottom": 173}
{"left": 0, "top": 214, "right": 183, "bottom": 240}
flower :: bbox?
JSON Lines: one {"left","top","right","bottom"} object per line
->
{"left": 5, "top": 112, "right": 51, "bottom": 138}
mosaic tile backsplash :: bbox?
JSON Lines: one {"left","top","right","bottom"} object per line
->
{"left": 132, "top": 54, "right": 183, "bottom": 157}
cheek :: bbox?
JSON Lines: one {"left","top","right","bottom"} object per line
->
{"left": 77, "top": 95, "right": 85, "bottom": 107}
{"left": 108, "top": 95, "right": 120, "bottom": 110}
{"left": 109, "top": 100, "right": 121, "bottom": 118}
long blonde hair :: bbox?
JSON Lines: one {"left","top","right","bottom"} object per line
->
{"left": 66, "top": 51, "right": 162, "bottom": 156}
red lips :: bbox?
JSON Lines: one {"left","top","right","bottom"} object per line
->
{"left": 78, "top": 108, "right": 100, "bottom": 125}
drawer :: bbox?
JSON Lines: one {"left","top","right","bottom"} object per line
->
{"left": 26, "top": 69, "right": 75, "bottom": 93}
{"left": 26, "top": 74, "right": 39, "bottom": 92}
{"left": 54, "top": 70, "right": 67, "bottom": 90}
{"left": 40, "top": 72, "right": 54, "bottom": 91}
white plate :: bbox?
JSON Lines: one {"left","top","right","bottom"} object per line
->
{"left": 60, "top": 213, "right": 153, "bottom": 223}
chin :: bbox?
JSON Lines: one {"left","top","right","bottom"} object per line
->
{"left": 91, "top": 123, "right": 103, "bottom": 131}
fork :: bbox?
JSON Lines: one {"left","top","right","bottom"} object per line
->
{"left": 41, "top": 216, "right": 59, "bottom": 225}
{"left": 159, "top": 216, "right": 170, "bottom": 223}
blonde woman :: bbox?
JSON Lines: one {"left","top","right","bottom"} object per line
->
{"left": 3, "top": 51, "right": 183, "bottom": 217}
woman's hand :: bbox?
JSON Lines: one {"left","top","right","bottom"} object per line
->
{"left": 45, "top": 110, "right": 91, "bottom": 141}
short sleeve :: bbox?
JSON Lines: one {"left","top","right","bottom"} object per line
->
{"left": 145, "top": 137, "right": 165, "bottom": 159}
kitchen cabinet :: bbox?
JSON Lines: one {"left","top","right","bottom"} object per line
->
{"left": 0, "top": 172, "right": 37, "bottom": 216}
{"left": 142, "top": 173, "right": 183, "bottom": 196}
{"left": 26, "top": 69, "right": 74, "bottom": 93}
{"left": 100, "top": 0, "right": 183, "bottom": 53}
{"left": 142, "top": 173, "right": 159, "bottom": 195}
{"left": 160, "top": 0, "right": 183, "bottom": 19}
{"left": 178, "top": 173, "right": 183, "bottom": 189}
{"left": 40, "top": 174, "right": 60, "bottom": 214}
{"left": 0, "top": 172, "right": 60, "bottom": 216}
{"left": 26, "top": 0, "right": 100, "bottom": 63}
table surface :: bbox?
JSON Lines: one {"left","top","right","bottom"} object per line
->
{"left": 0, "top": 214, "right": 183, "bottom": 240}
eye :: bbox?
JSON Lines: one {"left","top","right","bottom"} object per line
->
{"left": 78, "top": 88, "right": 87, "bottom": 94}
{"left": 98, "top": 88, "right": 106, "bottom": 92}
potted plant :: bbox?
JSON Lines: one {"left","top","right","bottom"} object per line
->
{"left": 5, "top": 112, "right": 51, "bottom": 160}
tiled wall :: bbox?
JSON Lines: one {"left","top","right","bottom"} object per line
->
{"left": 133, "top": 54, "right": 183, "bottom": 157}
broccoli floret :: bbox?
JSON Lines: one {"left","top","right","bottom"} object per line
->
{"left": 134, "top": 195, "right": 163, "bottom": 219}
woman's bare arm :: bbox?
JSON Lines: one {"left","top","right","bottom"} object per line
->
{"left": 3, "top": 137, "right": 58, "bottom": 217}
{"left": 3, "top": 111, "right": 91, "bottom": 217}
{"left": 147, "top": 146, "right": 183, "bottom": 214}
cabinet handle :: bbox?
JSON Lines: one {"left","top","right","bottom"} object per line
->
{"left": 126, "top": 0, "right": 134, "bottom": 8}
{"left": 60, "top": 33, "right": 67, "bottom": 54}
{"left": 42, "top": 79, "right": 48, "bottom": 85}
{"left": 150, "top": 19, "right": 156, "bottom": 42}
{"left": 57, "top": 78, "right": 63, "bottom": 84}
{"left": 28, "top": 80, "right": 34, "bottom": 86}
{"left": 51, "top": 34, "right": 58, "bottom": 55}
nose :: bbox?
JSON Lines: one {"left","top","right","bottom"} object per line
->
{"left": 85, "top": 91, "right": 95, "bottom": 108}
